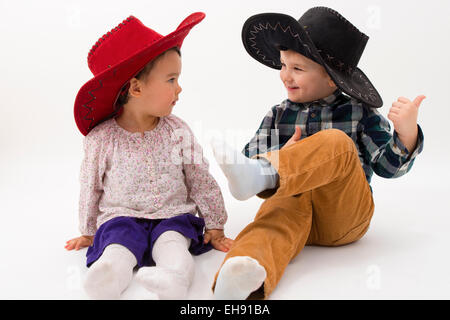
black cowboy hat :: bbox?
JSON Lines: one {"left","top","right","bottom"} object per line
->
{"left": 242, "top": 7, "right": 383, "bottom": 108}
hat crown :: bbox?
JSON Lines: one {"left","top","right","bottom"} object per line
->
{"left": 299, "top": 7, "right": 368, "bottom": 70}
{"left": 87, "top": 16, "right": 163, "bottom": 76}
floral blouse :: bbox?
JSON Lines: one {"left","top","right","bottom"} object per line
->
{"left": 78, "top": 114, "right": 227, "bottom": 236}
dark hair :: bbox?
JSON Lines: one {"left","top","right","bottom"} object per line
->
{"left": 115, "top": 47, "right": 181, "bottom": 107}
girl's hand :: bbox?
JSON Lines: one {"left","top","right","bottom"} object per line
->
{"left": 65, "top": 235, "right": 94, "bottom": 251}
{"left": 204, "top": 229, "right": 234, "bottom": 252}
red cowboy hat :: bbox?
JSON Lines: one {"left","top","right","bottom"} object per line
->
{"left": 74, "top": 12, "right": 205, "bottom": 136}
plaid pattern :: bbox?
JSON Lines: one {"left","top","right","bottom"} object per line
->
{"left": 243, "top": 90, "right": 424, "bottom": 190}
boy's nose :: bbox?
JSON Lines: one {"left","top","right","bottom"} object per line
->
{"left": 280, "top": 70, "right": 292, "bottom": 82}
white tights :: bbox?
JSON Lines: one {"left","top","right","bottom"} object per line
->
{"left": 83, "top": 231, "right": 194, "bottom": 300}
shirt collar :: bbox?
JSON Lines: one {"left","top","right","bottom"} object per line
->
{"left": 287, "top": 89, "right": 342, "bottom": 108}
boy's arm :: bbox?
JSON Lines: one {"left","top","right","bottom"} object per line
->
{"left": 387, "top": 96, "right": 425, "bottom": 154}
{"left": 360, "top": 103, "right": 424, "bottom": 179}
{"left": 78, "top": 133, "right": 104, "bottom": 236}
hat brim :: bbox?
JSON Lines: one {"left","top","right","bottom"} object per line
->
{"left": 74, "top": 12, "right": 205, "bottom": 136}
{"left": 242, "top": 13, "right": 383, "bottom": 108}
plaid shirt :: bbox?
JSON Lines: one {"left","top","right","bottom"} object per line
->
{"left": 243, "top": 90, "right": 424, "bottom": 191}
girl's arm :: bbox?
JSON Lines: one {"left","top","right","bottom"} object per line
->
{"left": 182, "top": 143, "right": 233, "bottom": 252}
{"left": 170, "top": 117, "right": 227, "bottom": 228}
{"left": 65, "top": 133, "right": 103, "bottom": 250}
{"left": 181, "top": 130, "right": 228, "bottom": 230}
{"left": 78, "top": 132, "right": 105, "bottom": 237}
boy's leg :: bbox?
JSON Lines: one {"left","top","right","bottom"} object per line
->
{"left": 214, "top": 256, "right": 267, "bottom": 300}
{"left": 211, "top": 138, "right": 279, "bottom": 200}
{"left": 213, "top": 192, "right": 313, "bottom": 299}
{"left": 213, "top": 129, "right": 374, "bottom": 299}
{"left": 256, "top": 128, "right": 375, "bottom": 246}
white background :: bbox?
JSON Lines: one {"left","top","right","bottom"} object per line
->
{"left": 0, "top": 0, "right": 449, "bottom": 299}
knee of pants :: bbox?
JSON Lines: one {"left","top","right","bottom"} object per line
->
{"left": 314, "top": 128, "right": 356, "bottom": 154}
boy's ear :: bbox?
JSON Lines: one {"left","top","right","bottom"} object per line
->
{"left": 128, "top": 78, "right": 142, "bottom": 97}
{"left": 327, "top": 76, "right": 337, "bottom": 89}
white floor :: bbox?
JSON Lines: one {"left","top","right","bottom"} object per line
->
{"left": 1, "top": 0, "right": 449, "bottom": 301}
{"left": 1, "top": 149, "right": 449, "bottom": 300}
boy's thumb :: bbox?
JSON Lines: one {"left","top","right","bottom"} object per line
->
{"left": 293, "top": 126, "right": 301, "bottom": 140}
{"left": 413, "top": 95, "right": 426, "bottom": 108}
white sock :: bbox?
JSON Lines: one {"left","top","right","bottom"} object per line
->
{"left": 214, "top": 256, "right": 267, "bottom": 300}
{"left": 119, "top": 278, "right": 160, "bottom": 300}
{"left": 84, "top": 243, "right": 137, "bottom": 300}
{"left": 135, "top": 231, "right": 194, "bottom": 300}
{"left": 135, "top": 266, "right": 190, "bottom": 300}
{"left": 210, "top": 138, "right": 279, "bottom": 200}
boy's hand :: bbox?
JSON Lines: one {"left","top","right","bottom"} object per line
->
{"left": 204, "top": 229, "right": 234, "bottom": 252}
{"left": 282, "top": 125, "right": 301, "bottom": 149}
{"left": 388, "top": 95, "right": 425, "bottom": 152}
{"left": 65, "top": 235, "right": 94, "bottom": 251}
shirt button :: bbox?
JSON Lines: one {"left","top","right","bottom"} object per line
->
{"left": 311, "top": 113, "right": 316, "bottom": 118}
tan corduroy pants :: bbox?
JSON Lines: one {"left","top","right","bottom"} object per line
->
{"left": 213, "top": 129, "right": 375, "bottom": 299}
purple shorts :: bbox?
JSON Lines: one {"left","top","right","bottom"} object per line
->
{"left": 86, "top": 214, "right": 213, "bottom": 268}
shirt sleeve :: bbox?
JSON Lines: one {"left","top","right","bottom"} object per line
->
{"left": 78, "top": 132, "right": 104, "bottom": 236}
{"left": 359, "top": 107, "right": 424, "bottom": 179}
{"left": 180, "top": 123, "right": 228, "bottom": 230}
{"left": 242, "top": 106, "right": 281, "bottom": 159}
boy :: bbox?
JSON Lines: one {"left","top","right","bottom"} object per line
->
{"left": 211, "top": 7, "right": 425, "bottom": 299}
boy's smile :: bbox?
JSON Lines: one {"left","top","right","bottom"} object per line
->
{"left": 279, "top": 49, "right": 337, "bottom": 103}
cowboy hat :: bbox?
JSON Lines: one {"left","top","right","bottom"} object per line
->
{"left": 74, "top": 12, "right": 205, "bottom": 136}
{"left": 241, "top": 7, "right": 383, "bottom": 108}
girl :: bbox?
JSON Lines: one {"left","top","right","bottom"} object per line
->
{"left": 65, "top": 12, "right": 233, "bottom": 300}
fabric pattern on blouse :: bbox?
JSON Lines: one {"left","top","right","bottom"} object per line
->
{"left": 78, "top": 114, "right": 227, "bottom": 236}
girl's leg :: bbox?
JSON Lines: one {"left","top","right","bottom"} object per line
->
{"left": 136, "top": 231, "right": 194, "bottom": 300}
{"left": 84, "top": 244, "right": 137, "bottom": 299}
